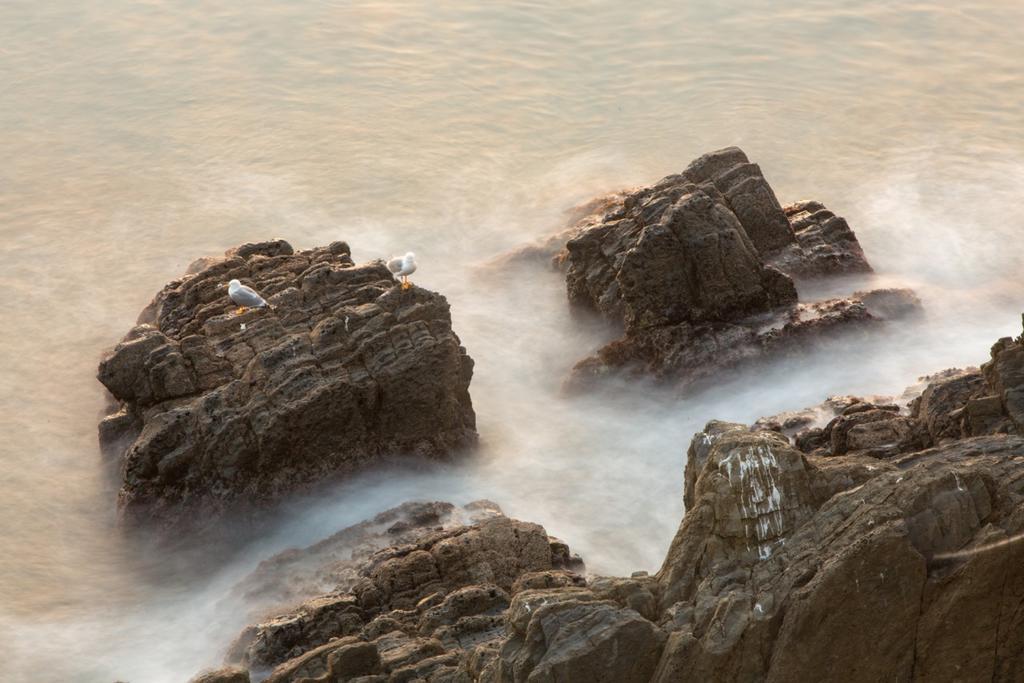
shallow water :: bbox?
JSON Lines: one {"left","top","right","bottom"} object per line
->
{"left": 2, "top": 1, "right": 1023, "bottom": 681}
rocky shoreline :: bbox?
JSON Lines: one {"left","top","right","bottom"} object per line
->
{"left": 189, "top": 313, "right": 1024, "bottom": 683}
{"left": 91, "top": 148, "right": 1024, "bottom": 682}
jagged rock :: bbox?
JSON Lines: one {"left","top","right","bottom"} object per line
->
{"left": 753, "top": 393, "right": 900, "bottom": 439}
{"left": 565, "top": 290, "right": 917, "bottom": 392}
{"left": 487, "top": 147, "right": 914, "bottom": 390}
{"left": 262, "top": 637, "right": 381, "bottom": 683}
{"left": 982, "top": 331, "right": 1024, "bottom": 432}
{"left": 771, "top": 200, "right": 871, "bottom": 277}
{"left": 911, "top": 368, "right": 985, "bottom": 445}
{"left": 417, "top": 584, "right": 510, "bottom": 639}
{"left": 229, "top": 514, "right": 584, "bottom": 671}
{"left": 823, "top": 405, "right": 916, "bottom": 457}
{"left": 232, "top": 501, "right": 500, "bottom": 619}
{"left": 495, "top": 149, "right": 869, "bottom": 282}
{"left": 96, "top": 240, "right": 477, "bottom": 533}
{"left": 563, "top": 175, "right": 797, "bottom": 330}
{"left": 548, "top": 148, "right": 918, "bottom": 390}
{"left": 681, "top": 147, "right": 795, "bottom": 253}
{"left": 353, "top": 517, "right": 558, "bottom": 612}
{"left": 188, "top": 667, "right": 250, "bottom": 683}
{"left": 195, "top": 322, "right": 1024, "bottom": 683}
{"left": 651, "top": 418, "right": 1024, "bottom": 681}
{"left": 497, "top": 592, "right": 666, "bottom": 683}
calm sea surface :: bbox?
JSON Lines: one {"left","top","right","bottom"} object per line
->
{"left": 2, "top": 2, "right": 1023, "bottom": 680}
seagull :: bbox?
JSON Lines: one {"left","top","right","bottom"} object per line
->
{"left": 227, "top": 279, "right": 272, "bottom": 315}
{"left": 386, "top": 252, "right": 417, "bottom": 290}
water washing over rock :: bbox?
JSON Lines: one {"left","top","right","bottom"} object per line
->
{"left": 500, "top": 147, "right": 920, "bottom": 391}
{"left": 192, "top": 314, "right": 1024, "bottom": 683}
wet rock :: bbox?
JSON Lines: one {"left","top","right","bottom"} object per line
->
{"left": 231, "top": 501, "right": 494, "bottom": 619}
{"left": 96, "top": 240, "right": 477, "bottom": 534}
{"left": 262, "top": 636, "right": 380, "bottom": 683}
{"left": 756, "top": 393, "right": 901, "bottom": 443}
{"left": 823, "top": 407, "right": 917, "bottom": 456}
{"left": 771, "top": 199, "right": 872, "bottom": 277}
{"left": 493, "top": 147, "right": 915, "bottom": 390}
{"left": 911, "top": 368, "right": 984, "bottom": 444}
{"left": 908, "top": 323, "right": 1024, "bottom": 445}
{"left": 230, "top": 594, "right": 366, "bottom": 670}
{"left": 563, "top": 176, "right": 797, "bottom": 331}
{"left": 855, "top": 287, "right": 923, "bottom": 319}
{"left": 682, "top": 147, "right": 795, "bottom": 253}
{"left": 200, "top": 320, "right": 1024, "bottom": 683}
{"left": 982, "top": 330, "right": 1024, "bottom": 432}
{"left": 498, "top": 591, "right": 666, "bottom": 683}
{"left": 655, "top": 420, "right": 1024, "bottom": 682}
{"left": 552, "top": 148, "right": 920, "bottom": 390}
{"left": 228, "top": 514, "right": 582, "bottom": 671}
{"left": 188, "top": 667, "right": 250, "bottom": 683}
{"left": 565, "top": 290, "right": 913, "bottom": 392}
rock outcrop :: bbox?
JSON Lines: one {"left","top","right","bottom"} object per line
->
{"left": 782, "top": 321, "right": 1024, "bottom": 461}
{"left": 566, "top": 286, "right": 920, "bottom": 392}
{"left": 230, "top": 500, "right": 505, "bottom": 621}
{"left": 652, "top": 429, "right": 1024, "bottom": 682}
{"left": 224, "top": 506, "right": 585, "bottom": 681}
{"left": 188, "top": 667, "right": 250, "bottom": 683}
{"left": 501, "top": 146, "right": 917, "bottom": 390}
{"left": 97, "top": 240, "right": 477, "bottom": 533}
{"left": 191, "top": 316, "right": 1024, "bottom": 683}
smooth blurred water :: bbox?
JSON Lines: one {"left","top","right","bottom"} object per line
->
{"left": 2, "top": 1, "right": 1023, "bottom": 681}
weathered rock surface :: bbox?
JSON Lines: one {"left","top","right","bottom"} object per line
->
{"left": 188, "top": 667, "right": 250, "bottom": 683}
{"left": 225, "top": 508, "right": 586, "bottom": 680}
{"left": 232, "top": 501, "right": 504, "bottom": 620}
{"left": 655, "top": 426, "right": 1024, "bottom": 682}
{"left": 566, "top": 288, "right": 919, "bottom": 391}
{"left": 772, "top": 199, "right": 871, "bottom": 277}
{"left": 514, "top": 146, "right": 919, "bottom": 390}
{"left": 625, "top": 319, "right": 1024, "bottom": 681}
{"left": 97, "top": 240, "right": 477, "bottom": 533}
{"left": 191, "top": 319, "right": 1024, "bottom": 683}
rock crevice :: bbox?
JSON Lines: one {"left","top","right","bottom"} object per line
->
{"left": 98, "top": 240, "right": 477, "bottom": 533}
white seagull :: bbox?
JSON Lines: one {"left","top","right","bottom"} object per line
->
{"left": 227, "top": 279, "right": 271, "bottom": 315}
{"left": 387, "top": 252, "right": 417, "bottom": 290}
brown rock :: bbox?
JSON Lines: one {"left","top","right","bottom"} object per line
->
{"left": 772, "top": 199, "right": 872, "bottom": 277}
{"left": 228, "top": 514, "right": 580, "bottom": 671}
{"left": 824, "top": 407, "right": 916, "bottom": 456}
{"left": 188, "top": 667, "right": 250, "bottom": 683}
{"left": 231, "top": 501, "right": 484, "bottom": 619}
{"left": 96, "top": 240, "right": 476, "bottom": 534}
{"left": 912, "top": 367, "right": 984, "bottom": 444}
{"left": 652, "top": 417, "right": 1024, "bottom": 682}
{"left": 202, "top": 318, "right": 1024, "bottom": 683}
{"left": 498, "top": 591, "right": 666, "bottom": 683}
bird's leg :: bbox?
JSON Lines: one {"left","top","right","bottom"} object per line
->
{"left": 234, "top": 307, "right": 246, "bottom": 316}
{"left": 401, "top": 277, "right": 412, "bottom": 291}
